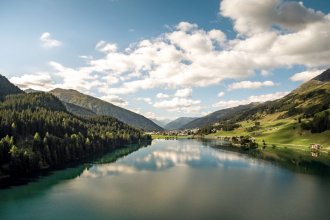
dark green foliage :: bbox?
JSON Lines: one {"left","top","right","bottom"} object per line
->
{"left": 0, "top": 93, "right": 150, "bottom": 177}
{"left": 262, "top": 140, "right": 267, "bottom": 150}
{"left": 217, "top": 122, "right": 240, "bottom": 131}
{"left": 304, "top": 103, "right": 328, "bottom": 116}
{"left": 198, "top": 126, "right": 214, "bottom": 135}
{"left": 309, "top": 110, "right": 330, "bottom": 133}
{"left": 2, "top": 92, "right": 67, "bottom": 112}
{"left": 198, "top": 122, "right": 240, "bottom": 135}
{"left": 231, "top": 136, "right": 258, "bottom": 150}
{"left": 240, "top": 136, "right": 258, "bottom": 150}
{"left": 246, "top": 123, "right": 261, "bottom": 132}
{"left": 301, "top": 120, "right": 312, "bottom": 130}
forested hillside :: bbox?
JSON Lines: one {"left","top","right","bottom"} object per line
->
{"left": 0, "top": 92, "right": 150, "bottom": 178}
{"left": 63, "top": 102, "right": 97, "bottom": 117}
{"left": 197, "top": 69, "right": 330, "bottom": 141}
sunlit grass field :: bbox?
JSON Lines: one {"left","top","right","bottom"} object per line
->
{"left": 206, "top": 114, "right": 330, "bottom": 166}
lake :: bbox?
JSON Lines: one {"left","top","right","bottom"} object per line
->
{"left": 0, "top": 139, "right": 330, "bottom": 220}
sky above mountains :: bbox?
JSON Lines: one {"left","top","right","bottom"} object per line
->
{"left": 1, "top": 0, "right": 330, "bottom": 120}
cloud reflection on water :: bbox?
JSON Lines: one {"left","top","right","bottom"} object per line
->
{"left": 81, "top": 139, "right": 262, "bottom": 178}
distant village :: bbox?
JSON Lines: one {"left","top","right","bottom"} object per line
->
{"left": 146, "top": 128, "right": 200, "bottom": 137}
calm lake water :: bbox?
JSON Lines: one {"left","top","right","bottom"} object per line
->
{"left": 1, "top": 139, "right": 330, "bottom": 220}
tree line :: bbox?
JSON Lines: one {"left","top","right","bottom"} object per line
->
{"left": 300, "top": 109, "right": 330, "bottom": 133}
{"left": 0, "top": 93, "right": 151, "bottom": 177}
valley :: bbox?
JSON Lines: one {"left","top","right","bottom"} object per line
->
{"left": 2, "top": 1, "right": 330, "bottom": 219}
{"left": 2, "top": 69, "right": 330, "bottom": 181}
{"left": 150, "top": 70, "right": 330, "bottom": 170}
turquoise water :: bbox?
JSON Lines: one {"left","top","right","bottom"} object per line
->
{"left": 1, "top": 139, "right": 330, "bottom": 220}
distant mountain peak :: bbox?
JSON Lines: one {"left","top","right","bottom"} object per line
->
{"left": 25, "top": 88, "right": 43, "bottom": 93}
{"left": 165, "top": 117, "right": 198, "bottom": 130}
{"left": 51, "top": 88, "right": 81, "bottom": 95}
{"left": 313, "top": 68, "right": 330, "bottom": 82}
{"left": 0, "top": 74, "right": 24, "bottom": 99}
{"left": 181, "top": 103, "right": 258, "bottom": 130}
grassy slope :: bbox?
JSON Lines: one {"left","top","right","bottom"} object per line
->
{"left": 153, "top": 112, "right": 330, "bottom": 151}
{"left": 207, "top": 112, "right": 330, "bottom": 152}
{"left": 150, "top": 112, "right": 330, "bottom": 168}
{"left": 207, "top": 79, "right": 330, "bottom": 146}
{"left": 205, "top": 112, "right": 330, "bottom": 167}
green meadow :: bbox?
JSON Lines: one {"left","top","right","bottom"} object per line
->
{"left": 205, "top": 112, "right": 330, "bottom": 166}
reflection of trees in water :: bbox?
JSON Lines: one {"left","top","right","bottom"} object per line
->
{"left": 210, "top": 141, "right": 330, "bottom": 176}
{"left": 0, "top": 141, "right": 151, "bottom": 199}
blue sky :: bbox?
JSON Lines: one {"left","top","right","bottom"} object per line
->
{"left": 1, "top": 0, "right": 330, "bottom": 120}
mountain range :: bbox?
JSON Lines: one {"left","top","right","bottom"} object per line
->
{"left": 0, "top": 75, "right": 162, "bottom": 132}
{"left": 2, "top": 68, "right": 330, "bottom": 133}
{"left": 0, "top": 75, "right": 151, "bottom": 178}
{"left": 164, "top": 117, "right": 197, "bottom": 130}
{"left": 224, "top": 68, "right": 330, "bottom": 125}
{"left": 165, "top": 69, "right": 330, "bottom": 131}
{"left": 180, "top": 104, "right": 258, "bottom": 130}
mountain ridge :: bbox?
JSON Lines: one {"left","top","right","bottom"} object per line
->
{"left": 181, "top": 103, "right": 259, "bottom": 129}
{"left": 50, "top": 88, "right": 163, "bottom": 131}
{"left": 0, "top": 74, "right": 24, "bottom": 99}
{"left": 164, "top": 117, "right": 198, "bottom": 130}
{"left": 313, "top": 69, "right": 330, "bottom": 82}
{"left": 184, "top": 68, "right": 330, "bottom": 130}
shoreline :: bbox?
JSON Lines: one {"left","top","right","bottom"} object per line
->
{"left": 152, "top": 135, "right": 330, "bottom": 176}
{"left": 0, "top": 141, "right": 151, "bottom": 189}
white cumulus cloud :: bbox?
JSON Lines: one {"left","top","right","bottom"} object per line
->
{"left": 228, "top": 80, "right": 276, "bottom": 91}
{"left": 154, "top": 97, "right": 201, "bottom": 113}
{"left": 218, "top": 92, "right": 225, "bottom": 97}
{"left": 144, "top": 111, "right": 157, "bottom": 119}
{"left": 10, "top": 72, "right": 54, "bottom": 91}
{"left": 213, "top": 91, "right": 289, "bottom": 109}
{"left": 290, "top": 69, "right": 325, "bottom": 82}
{"left": 100, "top": 94, "right": 128, "bottom": 107}
{"left": 137, "top": 97, "right": 153, "bottom": 105}
{"left": 174, "top": 88, "right": 192, "bottom": 98}
{"left": 95, "top": 40, "right": 118, "bottom": 53}
{"left": 40, "top": 32, "right": 62, "bottom": 48}
{"left": 23, "top": 1, "right": 330, "bottom": 118}
{"left": 156, "top": 93, "right": 169, "bottom": 99}
{"left": 220, "top": 0, "right": 325, "bottom": 35}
